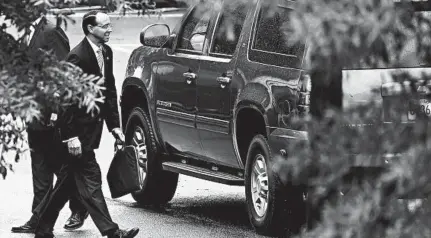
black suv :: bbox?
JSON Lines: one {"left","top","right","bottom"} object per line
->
{"left": 120, "top": 0, "right": 310, "bottom": 235}
{"left": 120, "top": 0, "right": 431, "bottom": 236}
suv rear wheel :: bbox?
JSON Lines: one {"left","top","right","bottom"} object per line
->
{"left": 125, "top": 107, "right": 178, "bottom": 205}
{"left": 245, "top": 135, "right": 306, "bottom": 236}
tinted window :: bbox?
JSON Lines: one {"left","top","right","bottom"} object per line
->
{"left": 249, "top": 1, "right": 305, "bottom": 68}
{"left": 253, "top": 4, "right": 304, "bottom": 57}
{"left": 210, "top": 2, "right": 250, "bottom": 56}
{"left": 177, "top": 5, "right": 212, "bottom": 52}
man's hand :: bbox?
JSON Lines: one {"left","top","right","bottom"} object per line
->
{"left": 111, "top": 128, "right": 125, "bottom": 144}
{"left": 67, "top": 137, "right": 82, "bottom": 156}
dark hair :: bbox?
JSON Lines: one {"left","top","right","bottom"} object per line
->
{"left": 34, "top": 3, "right": 48, "bottom": 15}
{"left": 82, "top": 10, "right": 100, "bottom": 35}
{"left": 26, "top": 2, "right": 47, "bottom": 21}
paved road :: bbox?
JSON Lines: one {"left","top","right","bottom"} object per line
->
{"left": 0, "top": 14, "right": 265, "bottom": 238}
{"left": 0, "top": 157, "right": 261, "bottom": 238}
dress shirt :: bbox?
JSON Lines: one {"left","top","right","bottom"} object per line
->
{"left": 26, "top": 16, "right": 43, "bottom": 45}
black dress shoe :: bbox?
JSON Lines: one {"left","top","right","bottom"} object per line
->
{"left": 11, "top": 221, "right": 36, "bottom": 233}
{"left": 63, "top": 211, "right": 89, "bottom": 230}
{"left": 108, "top": 228, "right": 140, "bottom": 238}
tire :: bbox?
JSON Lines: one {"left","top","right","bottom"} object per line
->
{"left": 245, "top": 135, "right": 306, "bottom": 237}
{"left": 125, "top": 107, "right": 178, "bottom": 205}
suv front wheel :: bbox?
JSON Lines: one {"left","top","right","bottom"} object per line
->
{"left": 125, "top": 107, "right": 178, "bottom": 205}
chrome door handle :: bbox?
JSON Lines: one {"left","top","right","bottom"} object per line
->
{"left": 183, "top": 72, "right": 196, "bottom": 85}
{"left": 216, "top": 77, "right": 231, "bottom": 88}
{"left": 183, "top": 72, "right": 197, "bottom": 79}
{"left": 216, "top": 76, "right": 231, "bottom": 89}
{"left": 216, "top": 76, "right": 231, "bottom": 84}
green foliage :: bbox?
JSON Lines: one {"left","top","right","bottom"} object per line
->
{"left": 273, "top": 96, "right": 431, "bottom": 237}
{"left": 0, "top": 0, "right": 105, "bottom": 178}
{"left": 289, "top": 0, "right": 429, "bottom": 71}
{"left": 268, "top": 0, "right": 431, "bottom": 237}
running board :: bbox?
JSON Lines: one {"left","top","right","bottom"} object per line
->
{"left": 162, "top": 162, "right": 244, "bottom": 186}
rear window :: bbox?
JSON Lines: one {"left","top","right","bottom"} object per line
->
{"left": 253, "top": 6, "right": 302, "bottom": 56}
{"left": 249, "top": 0, "right": 305, "bottom": 68}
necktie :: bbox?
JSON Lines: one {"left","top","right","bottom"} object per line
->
{"left": 96, "top": 47, "right": 104, "bottom": 73}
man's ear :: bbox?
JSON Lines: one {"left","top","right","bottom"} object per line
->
{"left": 87, "top": 25, "right": 94, "bottom": 34}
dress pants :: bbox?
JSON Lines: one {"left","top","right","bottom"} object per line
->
{"left": 34, "top": 149, "right": 119, "bottom": 237}
{"left": 27, "top": 129, "right": 84, "bottom": 225}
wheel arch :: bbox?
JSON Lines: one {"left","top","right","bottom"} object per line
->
{"left": 121, "top": 78, "right": 164, "bottom": 152}
{"left": 233, "top": 102, "right": 269, "bottom": 168}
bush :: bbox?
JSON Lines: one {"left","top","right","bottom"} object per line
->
{"left": 271, "top": 0, "right": 431, "bottom": 237}
{"left": 0, "top": 0, "right": 104, "bottom": 178}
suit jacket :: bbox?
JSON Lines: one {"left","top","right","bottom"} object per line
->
{"left": 27, "top": 16, "right": 71, "bottom": 131}
{"left": 60, "top": 38, "right": 120, "bottom": 150}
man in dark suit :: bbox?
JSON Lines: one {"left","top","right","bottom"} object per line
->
{"left": 33, "top": 10, "right": 139, "bottom": 238}
{"left": 11, "top": 5, "right": 88, "bottom": 234}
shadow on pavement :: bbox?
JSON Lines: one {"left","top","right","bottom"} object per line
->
{"left": 111, "top": 196, "right": 252, "bottom": 230}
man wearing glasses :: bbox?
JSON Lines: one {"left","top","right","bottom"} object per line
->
{"left": 33, "top": 11, "right": 139, "bottom": 238}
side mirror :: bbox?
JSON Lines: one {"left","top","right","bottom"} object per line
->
{"left": 190, "top": 32, "right": 206, "bottom": 52}
{"left": 140, "top": 24, "right": 171, "bottom": 48}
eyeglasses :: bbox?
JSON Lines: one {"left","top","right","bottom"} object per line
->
{"left": 94, "top": 24, "right": 113, "bottom": 29}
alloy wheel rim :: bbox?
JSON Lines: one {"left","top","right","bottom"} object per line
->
{"left": 132, "top": 126, "right": 147, "bottom": 188}
{"left": 251, "top": 154, "right": 269, "bottom": 217}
